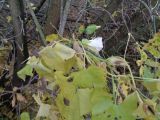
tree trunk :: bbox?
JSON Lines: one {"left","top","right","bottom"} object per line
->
{"left": 44, "top": 0, "right": 61, "bottom": 35}
{"left": 8, "top": 0, "right": 28, "bottom": 87}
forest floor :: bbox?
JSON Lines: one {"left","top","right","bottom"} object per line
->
{"left": 0, "top": 0, "right": 160, "bottom": 120}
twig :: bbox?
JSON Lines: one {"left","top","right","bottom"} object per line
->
{"left": 60, "top": 0, "right": 64, "bottom": 23}
{"left": 34, "top": 0, "right": 46, "bottom": 13}
{"left": 138, "top": 0, "right": 156, "bottom": 34}
{"left": 26, "top": 0, "right": 47, "bottom": 46}
{"left": 152, "top": 0, "right": 160, "bottom": 11}
{"left": 124, "top": 32, "right": 131, "bottom": 59}
{"left": 25, "top": 0, "right": 47, "bottom": 24}
{"left": 59, "top": 0, "right": 72, "bottom": 36}
{"left": 111, "top": 70, "right": 118, "bottom": 104}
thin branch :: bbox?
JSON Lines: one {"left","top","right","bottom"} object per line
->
{"left": 26, "top": 0, "right": 47, "bottom": 46}
{"left": 59, "top": 0, "right": 72, "bottom": 36}
{"left": 60, "top": 0, "right": 64, "bottom": 23}
{"left": 152, "top": 0, "right": 160, "bottom": 11}
{"left": 138, "top": 0, "right": 156, "bottom": 34}
{"left": 34, "top": 0, "right": 46, "bottom": 13}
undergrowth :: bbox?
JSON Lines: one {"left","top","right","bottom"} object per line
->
{"left": 18, "top": 28, "right": 160, "bottom": 120}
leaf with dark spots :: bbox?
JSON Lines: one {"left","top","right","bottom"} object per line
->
{"left": 67, "top": 77, "right": 73, "bottom": 82}
{"left": 114, "top": 117, "right": 118, "bottom": 120}
{"left": 63, "top": 98, "right": 70, "bottom": 106}
{"left": 147, "top": 106, "right": 155, "bottom": 115}
{"left": 63, "top": 73, "right": 69, "bottom": 77}
{"left": 107, "top": 115, "right": 111, "bottom": 118}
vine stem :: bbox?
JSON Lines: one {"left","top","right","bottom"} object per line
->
{"left": 125, "top": 60, "right": 143, "bottom": 103}
{"left": 111, "top": 70, "right": 118, "bottom": 104}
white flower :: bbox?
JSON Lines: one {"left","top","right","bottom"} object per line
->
{"left": 88, "top": 37, "right": 103, "bottom": 52}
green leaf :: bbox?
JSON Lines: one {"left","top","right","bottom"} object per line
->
{"left": 81, "top": 39, "right": 90, "bottom": 45}
{"left": 143, "top": 81, "right": 160, "bottom": 93}
{"left": 56, "top": 89, "right": 81, "bottom": 120}
{"left": 92, "top": 92, "right": 139, "bottom": 120}
{"left": 85, "top": 24, "right": 100, "bottom": 35}
{"left": 55, "top": 71, "right": 76, "bottom": 99}
{"left": 142, "top": 65, "right": 154, "bottom": 79}
{"left": 17, "top": 65, "right": 33, "bottom": 81}
{"left": 28, "top": 57, "right": 54, "bottom": 80}
{"left": 146, "top": 47, "right": 160, "bottom": 58}
{"left": 91, "top": 89, "right": 112, "bottom": 115}
{"left": 143, "top": 33, "right": 160, "bottom": 58}
{"left": 145, "top": 59, "right": 160, "bottom": 68}
{"left": 72, "top": 66, "right": 106, "bottom": 88}
{"left": 20, "top": 112, "right": 30, "bottom": 120}
{"left": 55, "top": 71, "right": 79, "bottom": 119}
{"left": 27, "top": 43, "right": 77, "bottom": 80}
{"left": 56, "top": 85, "right": 91, "bottom": 119}
{"left": 78, "top": 88, "right": 92, "bottom": 116}
{"left": 138, "top": 48, "right": 147, "bottom": 61}
{"left": 119, "top": 92, "right": 139, "bottom": 119}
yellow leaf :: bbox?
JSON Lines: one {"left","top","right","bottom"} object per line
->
{"left": 136, "top": 60, "right": 144, "bottom": 66}
{"left": 37, "top": 103, "right": 51, "bottom": 117}
{"left": 33, "top": 94, "right": 51, "bottom": 117}
{"left": 121, "top": 83, "right": 129, "bottom": 97}
{"left": 6, "top": 16, "right": 12, "bottom": 23}
{"left": 133, "top": 100, "right": 156, "bottom": 119}
{"left": 139, "top": 66, "right": 144, "bottom": 76}
{"left": 78, "top": 24, "right": 85, "bottom": 34}
{"left": 112, "top": 11, "right": 118, "bottom": 17}
{"left": 46, "top": 34, "right": 59, "bottom": 42}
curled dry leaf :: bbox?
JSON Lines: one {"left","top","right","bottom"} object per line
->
{"left": 12, "top": 94, "right": 16, "bottom": 107}
{"left": 107, "top": 56, "right": 128, "bottom": 67}
{"left": 97, "top": 62, "right": 107, "bottom": 71}
{"left": 73, "top": 40, "right": 84, "bottom": 60}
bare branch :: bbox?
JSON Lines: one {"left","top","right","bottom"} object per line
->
{"left": 26, "top": 0, "right": 47, "bottom": 46}
{"left": 59, "top": 0, "right": 72, "bottom": 36}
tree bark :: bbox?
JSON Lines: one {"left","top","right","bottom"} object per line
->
{"left": 8, "top": 0, "right": 28, "bottom": 87}
{"left": 44, "top": 0, "right": 61, "bottom": 35}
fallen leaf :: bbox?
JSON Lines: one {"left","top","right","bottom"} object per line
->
{"left": 16, "top": 93, "right": 27, "bottom": 103}
{"left": 46, "top": 33, "right": 59, "bottom": 42}
{"left": 12, "top": 94, "right": 16, "bottom": 107}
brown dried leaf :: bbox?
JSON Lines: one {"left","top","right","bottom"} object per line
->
{"left": 16, "top": 93, "right": 27, "bottom": 103}
{"left": 12, "top": 94, "right": 16, "bottom": 107}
